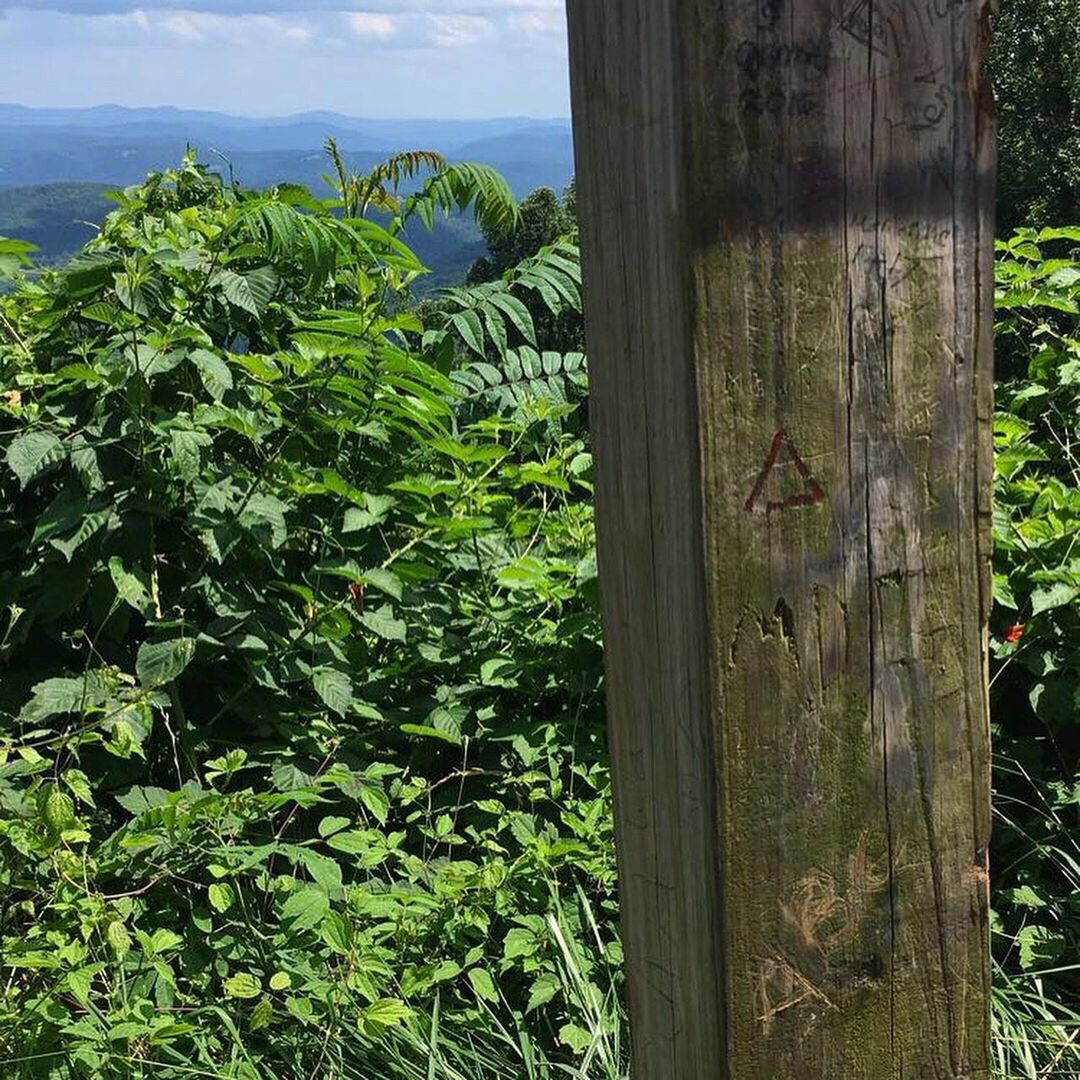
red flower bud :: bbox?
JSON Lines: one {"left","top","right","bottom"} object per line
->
{"left": 1004, "top": 623, "right": 1024, "bottom": 644}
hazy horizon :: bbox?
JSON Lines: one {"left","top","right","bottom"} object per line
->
{"left": 0, "top": 102, "right": 572, "bottom": 123}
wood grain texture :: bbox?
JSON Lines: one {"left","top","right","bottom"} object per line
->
{"left": 566, "top": 1, "right": 995, "bottom": 1077}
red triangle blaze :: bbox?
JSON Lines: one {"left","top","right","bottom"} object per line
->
{"left": 744, "top": 430, "right": 826, "bottom": 515}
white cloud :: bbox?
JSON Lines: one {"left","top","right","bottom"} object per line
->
{"left": 507, "top": 9, "right": 563, "bottom": 36}
{"left": 161, "top": 12, "right": 198, "bottom": 38}
{"left": 427, "top": 13, "right": 494, "bottom": 48}
{"left": 346, "top": 12, "right": 396, "bottom": 41}
{"left": 0, "top": 2, "right": 571, "bottom": 116}
{"left": 152, "top": 11, "right": 313, "bottom": 44}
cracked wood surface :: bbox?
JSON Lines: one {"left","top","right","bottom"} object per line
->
{"left": 567, "top": 0, "right": 994, "bottom": 1077}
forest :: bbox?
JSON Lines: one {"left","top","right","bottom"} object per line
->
{"left": 0, "top": 2, "right": 1078, "bottom": 1077}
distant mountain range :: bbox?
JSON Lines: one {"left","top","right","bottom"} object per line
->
{"left": 0, "top": 105, "right": 576, "bottom": 283}
{"left": 0, "top": 105, "right": 574, "bottom": 193}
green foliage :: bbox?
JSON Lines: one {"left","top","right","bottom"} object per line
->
{"left": 0, "top": 152, "right": 619, "bottom": 1079}
{"left": 466, "top": 184, "right": 583, "bottom": 356}
{"left": 0, "top": 184, "right": 114, "bottom": 270}
{"left": 990, "top": 0, "right": 1080, "bottom": 231}
{"left": 4, "top": 143, "right": 1080, "bottom": 1080}
{"left": 325, "top": 138, "right": 518, "bottom": 238}
{"left": 991, "top": 228, "right": 1080, "bottom": 1076}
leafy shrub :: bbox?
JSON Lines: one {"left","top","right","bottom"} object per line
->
{"left": 991, "top": 228, "right": 1080, "bottom": 1077}
{"left": 3, "top": 149, "right": 1079, "bottom": 1080}
{"left": 0, "top": 154, "right": 620, "bottom": 1079}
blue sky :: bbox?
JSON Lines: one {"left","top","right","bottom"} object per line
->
{"left": 0, "top": 2, "right": 571, "bottom": 117}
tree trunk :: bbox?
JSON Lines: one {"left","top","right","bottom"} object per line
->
{"left": 566, "top": 1, "right": 996, "bottom": 1076}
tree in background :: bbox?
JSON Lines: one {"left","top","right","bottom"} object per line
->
{"left": 990, "top": 0, "right": 1080, "bottom": 231}
{"left": 467, "top": 184, "right": 584, "bottom": 358}
{"left": 468, "top": 185, "right": 576, "bottom": 284}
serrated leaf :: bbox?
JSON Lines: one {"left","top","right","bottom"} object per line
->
{"left": 321, "top": 911, "right": 353, "bottom": 955}
{"left": 281, "top": 886, "right": 329, "bottom": 931}
{"left": 326, "top": 830, "right": 368, "bottom": 855}
{"left": 269, "top": 972, "right": 292, "bottom": 991}
{"left": 41, "top": 787, "right": 76, "bottom": 834}
{"left": 250, "top": 997, "right": 273, "bottom": 1031}
{"left": 361, "top": 606, "right": 406, "bottom": 642}
{"left": 361, "top": 998, "right": 411, "bottom": 1032}
{"left": 294, "top": 848, "right": 343, "bottom": 893}
{"left": 359, "top": 784, "right": 390, "bottom": 826}
{"left": 361, "top": 567, "right": 403, "bottom": 601}
{"left": 189, "top": 349, "right": 234, "bottom": 402}
{"left": 239, "top": 493, "right": 288, "bottom": 548}
{"left": 526, "top": 973, "right": 560, "bottom": 1012}
{"left": 313, "top": 668, "right": 353, "bottom": 717}
{"left": 50, "top": 508, "right": 112, "bottom": 562}
{"left": 169, "top": 429, "right": 212, "bottom": 482}
{"left": 6, "top": 431, "right": 66, "bottom": 489}
{"left": 63, "top": 769, "right": 94, "bottom": 807}
{"left": 136, "top": 639, "right": 196, "bottom": 688}
{"left": 20, "top": 677, "right": 96, "bottom": 723}
{"left": 147, "top": 929, "right": 183, "bottom": 954}
{"left": 109, "top": 557, "right": 154, "bottom": 616}
{"left": 318, "top": 816, "right": 350, "bottom": 838}
{"left": 559, "top": 1023, "right": 594, "bottom": 1053}
{"left": 224, "top": 973, "right": 262, "bottom": 1000}
{"left": 67, "top": 967, "right": 97, "bottom": 1007}
{"left": 217, "top": 269, "right": 261, "bottom": 316}
{"left": 503, "top": 927, "right": 536, "bottom": 960}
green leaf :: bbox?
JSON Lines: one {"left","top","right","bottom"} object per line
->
{"left": 1031, "top": 582, "right": 1079, "bottom": 615}
{"left": 146, "top": 929, "right": 184, "bottom": 954}
{"left": 294, "top": 848, "right": 343, "bottom": 893}
{"left": 313, "top": 668, "right": 353, "bottom": 717}
{"left": 218, "top": 269, "right": 262, "bottom": 316}
{"left": 190, "top": 349, "right": 234, "bottom": 402}
{"left": 106, "top": 921, "right": 131, "bottom": 960}
{"left": 318, "top": 816, "right": 351, "bottom": 838}
{"left": 503, "top": 927, "right": 537, "bottom": 960}
{"left": 361, "top": 605, "right": 406, "bottom": 642}
{"left": 451, "top": 309, "right": 486, "bottom": 357}
{"left": 40, "top": 787, "right": 76, "bottom": 834}
{"left": 559, "top": 1023, "right": 594, "bottom": 1054}
{"left": 359, "top": 784, "right": 390, "bottom": 826}
{"left": 269, "top": 972, "right": 292, "bottom": 992}
{"left": 109, "top": 557, "right": 154, "bottom": 616}
{"left": 239, "top": 493, "right": 288, "bottom": 548}
{"left": 326, "top": 830, "right": 368, "bottom": 855}
{"left": 361, "top": 567, "right": 403, "bottom": 601}
{"left": 209, "top": 883, "right": 235, "bottom": 914}
{"left": 20, "top": 676, "right": 102, "bottom": 723}
{"left": 63, "top": 769, "right": 94, "bottom": 807}
{"left": 169, "top": 429, "right": 212, "bottom": 482}
{"left": 468, "top": 968, "right": 499, "bottom": 1003}
{"left": 224, "top": 973, "right": 263, "bottom": 1000}
{"left": 250, "top": 997, "right": 273, "bottom": 1031}
{"left": 136, "top": 638, "right": 196, "bottom": 689}
{"left": 6, "top": 431, "right": 67, "bottom": 489}
{"left": 360, "top": 999, "right": 411, "bottom": 1032}
{"left": 50, "top": 508, "right": 112, "bottom": 562}
{"left": 281, "top": 886, "right": 329, "bottom": 931}
{"left": 321, "top": 911, "right": 353, "bottom": 955}
{"left": 526, "top": 973, "right": 560, "bottom": 1012}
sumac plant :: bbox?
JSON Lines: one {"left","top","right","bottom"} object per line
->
{"left": 0, "top": 154, "right": 619, "bottom": 1079}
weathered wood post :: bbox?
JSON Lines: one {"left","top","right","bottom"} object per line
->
{"left": 566, "top": 1, "right": 995, "bottom": 1077}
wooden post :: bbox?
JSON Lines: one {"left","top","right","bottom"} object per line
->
{"left": 566, "top": 1, "right": 995, "bottom": 1077}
